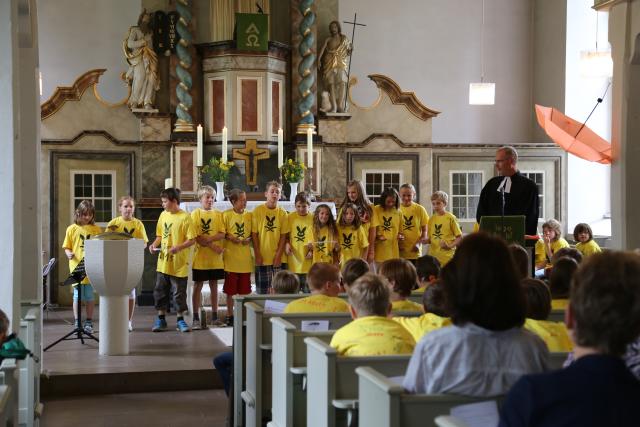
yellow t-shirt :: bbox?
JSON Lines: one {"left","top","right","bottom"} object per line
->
{"left": 372, "top": 205, "right": 401, "bottom": 262}
{"left": 284, "top": 212, "right": 314, "bottom": 274}
{"left": 399, "top": 202, "right": 429, "bottom": 259}
{"left": 283, "top": 294, "right": 350, "bottom": 314}
{"left": 524, "top": 319, "right": 573, "bottom": 352}
{"left": 252, "top": 204, "right": 288, "bottom": 266}
{"left": 155, "top": 209, "right": 196, "bottom": 277}
{"left": 575, "top": 240, "right": 602, "bottom": 258}
{"left": 311, "top": 226, "right": 337, "bottom": 264}
{"left": 391, "top": 299, "right": 424, "bottom": 314}
{"left": 428, "top": 212, "right": 462, "bottom": 266}
{"left": 222, "top": 209, "right": 253, "bottom": 273}
{"left": 337, "top": 224, "right": 369, "bottom": 265}
{"left": 393, "top": 313, "right": 452, "bottom": 342}
{"left": 535, "top": 238, "right": 570, "bottom": 267}
{"left": 106, "top": 216, "right": 149, "bottom": 243}
{"left": 330, "top": 316, "right": 416, "bottom": 356}
{"left": 551, "top": 298, "right": 569, "bottom": 310}
{"left": 191, "top": 208, "right": 225, "bottom": 270}
{"left": 62, "top": 223, "right": 103, "bottom": 285}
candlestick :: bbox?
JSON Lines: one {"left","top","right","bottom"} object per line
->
{"left": 222, "top": 126, "right": 228, "bottom": 163}
{"left": 196, "top": 124, "right": 203, "bottom": 167}
{"left": 306, "top": 128, "right": 313, "bottom": 168}
{"left": 277, "top": 128, "right": 284, "bottom": 168}
{"left": 164, "top": 177, "right": 173, "bottom": 189}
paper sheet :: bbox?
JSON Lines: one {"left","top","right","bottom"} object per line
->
{"left": 300, "top": 320, "right": 330, "bottom": 332}
{"left": 264, "top": 300, "right": 288, "bottom": 313}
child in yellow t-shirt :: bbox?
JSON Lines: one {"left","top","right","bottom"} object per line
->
{"left": 549, "top": 257, "right": 578, "bottom": 310}
{"left": 252, "top": 181, "right": 288, "bottom": 294}
{"left": 394, "top": 281, "right": 452, "bottom": 342}
{"left": 307, "top": 204, "right": 339, "bottom": 265}
{"left": 522, "top": 278, "right": 573, "bottom": 352}
{"left": 341, "top": 258, "right": 370, "bottom": 292}
{"left": 379, "top": 258, "right": 424, "bottom": 313}
{"left": 338, "top": 180, "right": 374, "bottom": 262}
{"left": 414, "top": 254, "right": 441, "bottom": 293}
{"left": 270, "top": 270, "right": 301, "bottom": 294}
{"left": 148, "top": 188, "right": 196, "bottom": 333}
{"left": 535, "top": 218, "right": 570, "bottom": 271}
{"left": 62, "top": 200, "right": 103, "bottom": 334}
{"left": 330, "top": 273, "right": 416, "bottom": 356}
{"left": 336, "top": 203, "right": 369, "bottom": 267}
{"left": 398, "top": 184, "right": 429, "bottom": 261}
{"left": 371, "top": 188, "right": 403, "bottom": 267}
{"left": 107, "top": 196, "right": 149, "bottom": 332}
{"left": 222, "top": 189, "right": 253, "bottom": 326}
{"left": 284, "top": 193, "right": 314, "bottom": 291}
{"left": 573, "top": 222, "right": 602, "bottom": 258}
{"left": 284, "top": 263, "right": 349, "bottom": 313}
{"left": 427, "top": 191, "right": 462, "bottom": 267}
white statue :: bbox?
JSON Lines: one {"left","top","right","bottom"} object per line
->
{"left": 123, "top": 10, "right": 160, "bottom": 110}
{"left": 318, "top": 21, "right": 352, "bottom": 113}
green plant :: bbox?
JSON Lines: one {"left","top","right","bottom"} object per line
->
{"left": 203, "top": 158, "right": 235, "bottom": 182}
{"left": 279, "top": 158, "right": 306, "bottom": 183}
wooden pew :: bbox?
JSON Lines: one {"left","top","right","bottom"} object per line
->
{"left": 305, "top": 337, "right": 411, "bottom": 427}
{"left": 0, "top": 385, "right": 11, "bottom": 427}
{"left": 19, "top": 306, "right": 40, "bottom": 427}
{"left": 0, "top": 359, "right": 19, "bottom": 426}
{"left": 356, "top": 366, "right": 503, "bottom": 427}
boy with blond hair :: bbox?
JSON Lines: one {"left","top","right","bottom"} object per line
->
{"left": 398, "top": 184, "right": 429, "bottom": 262}
{"left": 330, "top": 273, "right": 416, "bottom": 356}
{"left": 284, "top": 263, "right": 349, "bottom": 313}
{"left": 271, "top": 270, "right": 301, "bottom": 294}
{"left": 427, "top": 191, "right": 462, "bottom": 266}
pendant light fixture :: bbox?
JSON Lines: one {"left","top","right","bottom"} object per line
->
{"left": 469, "top": 0, "right": 495, "bottom": 105}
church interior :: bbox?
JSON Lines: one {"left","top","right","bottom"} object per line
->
{"left": 2, "top": 0, "right": 640, "bottom": 426}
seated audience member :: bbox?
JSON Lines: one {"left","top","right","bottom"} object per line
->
{"left": 414, "top": 254, "right": 441, "bottom": 292}
{"left": 379, "top": 259, "right": 424, "bottom": 313}
{"left": 213, "top": 351, "right": 233, "bottom": 397}
{"left": 548, "top": 257, "right": 578, "bottom": 310}
{"left": 394, "top": 280, "right": 452, "bottom": 342}
{"left": 499, "top": 251, "right": 640, "bottom": 427}
{"left": 403, "top": 232, "right": 549, "bottom": 397}
{"left": 284, "top": 263, "right": 349, "bottom": 313}
{"left": 535, "top": 219, "right": 570, "bottom": 272}
{"left": 522, "top": 278, "right": 572, "bottom": 352}
{"left": 330, "top": 273, "right": 415, "bottom": 356}
{"left": 270, "top": 270, "right": 300, "bottom": 294}
{"left": 573, "top": 222, "right": 602, "bottom": 258}
{"left": 509, "top": 244, "right": 530, "bottom": 279}
{"left": 551, "top": 247, "right": 583, "bottom": 265}
{"left": 341, "top": 258, "right": 370, "bottom": 291}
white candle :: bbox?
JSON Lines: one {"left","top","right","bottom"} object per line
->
{"left": 196, "top": 124, "right": 203, "bottom": 167}
{"left": 169, "top": 144, "right": 174, "bottom": 182}
{"left": 307, "top": 128, "right": 313, "bottom": 168}
{"left": 164, "top": 177, "right": 173, "bottom": 189}
{"left": 222, "top": 126, "right": 228, "bottom": 163}
{"left": 277, "top": 128, "right": 284, "bottom": 168}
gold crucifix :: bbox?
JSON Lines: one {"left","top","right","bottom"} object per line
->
{"left": 232, "top": 139, "right": 270, "bottom": 186}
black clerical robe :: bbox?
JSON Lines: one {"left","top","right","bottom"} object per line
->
{"left": 476, "top": 171, "right": 539, "bottom": 235}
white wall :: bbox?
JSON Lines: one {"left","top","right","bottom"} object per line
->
{"left": 37, "top": 0, "right": 141, "bottom": 103}
{"left": 339, "top": 0, "right": 533, "bottom": 144}
{"left": 565, "top": 0, "right": 611, "bottom": 235}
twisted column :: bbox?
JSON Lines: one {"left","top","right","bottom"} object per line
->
{"left": 296, "top": 0, "right": 316, "bottom": 133}
{"left": 174, "top": 0, "right": 194, "bottom": 132}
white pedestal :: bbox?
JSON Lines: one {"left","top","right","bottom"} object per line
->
{"left": 98, "top": 295, "right": 129, "bottom": 355}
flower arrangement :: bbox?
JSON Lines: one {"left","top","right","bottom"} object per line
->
{"left": 203, "top": 157, "right": 235, "bottom": 182}
{"left": 280, "top": 158, "right": 306, "bottom": 183}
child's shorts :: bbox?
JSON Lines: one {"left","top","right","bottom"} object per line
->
{"left": 223, "top": 272, "right": 251, "bottom": 296}
{"left": 192, "top": 268, "right": 225, "bottom": 282}
{"left": 73, "top": 284, "right": 95, "bottom": 302}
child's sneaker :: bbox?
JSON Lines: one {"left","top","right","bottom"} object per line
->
{"left": 191, "top": 317, "right": 201, "bottom": 330}
{"left": 152, "top": 318, "right": 168, "bottom": 332}
{"left": 83, "top": 320, "right": 94, "bottom": 334}
{"left": 177, "top": 319, "right": 191, "bottom": 333}
{"left": 225, "top": 316, "right": 234, "bottom": 327}
{"left": 128, "top": 321, "right": 133, "bottom": 332}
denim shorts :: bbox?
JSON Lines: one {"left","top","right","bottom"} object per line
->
{"left": 73, "top": 284, "right": 95, "bottom": 302}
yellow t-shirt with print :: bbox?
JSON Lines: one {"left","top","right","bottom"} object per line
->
{"left": 191, "top": 208, "right": 225, "bottom": 270}
{"left": 330, "top": 316, "right": 416, "bottom": 356}
{"left": 106, "top": 216, "right": 149, "bottom": 243}
{"left": 222, "top": 209, "right": 253, "bottom": 273}
{"left": 393, "top": 313, "right": 452, "bottom": 342}
{"left": 284, "top": 294, "right": 350, "bottom": 314}
{"left": 551, "top": 298, "right": 568, "bottom": 310}
{"left": 283, "top": 212, "right": 313, "bottom": 274}
{"left": 428, "top": 211, "right": 462, "bottom": 267}
{"left": 372, "top": 205, "right": 401, "bottom": 262}
{"left": 524, "top": 318, "right": 573, "bottom": 352}
{"left": 535, "top": 238, "right": 570, "bottom": 267}
{"left": 576, "top": 240, "right": 602, "bottom": 258}
{"left": 391, "top": 299, "right": 424, "bottom": 314}
{"left": 62, "top": 223, "right": 103, "bottom": 285}
{"left": 311, "top": 226, "right": 337, "bottom": 264}
{"left": 252, "top": 204, "right": 288, "bottom": 266}
{"left": 155, "top": 209, "right": 196, "bottom": 278}
{"left": 399, "top": 202, "right": 429, "bottom": 259}
{"left": 337, "top": 224, "right": 369, "bottom": 265}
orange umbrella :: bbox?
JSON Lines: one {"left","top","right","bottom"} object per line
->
{"left": 535, "top": 104, "right": 612, "bottom": 164}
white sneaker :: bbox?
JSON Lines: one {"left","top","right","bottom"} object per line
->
{"left": 128, "top": 321, "right": 133, "bottom": 332}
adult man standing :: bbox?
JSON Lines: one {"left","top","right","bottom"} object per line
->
{"left": 476, "top": 146, "right": 540, "bottom": 235}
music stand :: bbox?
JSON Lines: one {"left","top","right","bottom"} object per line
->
{"left": 478, "top": 215, "right": 526, "bottom": 246}
{"left": 42, "top": 258, "right": 56, "bottom": 315}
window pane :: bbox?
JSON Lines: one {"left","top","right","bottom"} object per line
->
{"left": 469, "top": 173, "right": 482, "bottom": 194}
{"left": 74, "top": 174, "right": 82, "bottom": 186}
{"left": 469, "top": 196, "right": 480, "bottom": 217}
{"left": 103, "top": 174, "right": 112, "bottom": 186}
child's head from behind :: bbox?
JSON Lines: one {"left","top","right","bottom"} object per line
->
{"left": 271, "top": 270, "right": 300, "bottom": 294}
{"left": 265, "top": 181, "right": 282, "bottom": 205}
{"left": 542, "top": 219, "right": 562, "bottom": 241}
{"left": 228, "top": 189, "right": 247, "bottom": 211}
{"left": 307, "top": 263, "right": 341, "bottom": 296}
{"left": 430, "top": 191, "right": 448, "bottom": 215}
{"left": 442, "top": 233, "right": 526, "bottom": 331}
{"left": 341, "top": 258, "right": 370, "bottom": 290}
{"left": 294, "top": 192, "right": 311, "bottom": 216}
{"left": 74, "top": 200, "right": 96, "bottom": 225}
{"left": 509, "top": 244, "right": 530, "bottom": 279}
{"left": 422, "top": 281, "right": 448, "bottom": 317}
{"left": 118, "top": 196, "right": 136, "bottom": 220}
{"left": 0, "top": 308, "right": 8, "bottom": 343}
{"left": 522, "top": 278, "right": 552, "bottom": 320}
{"left": 378, "top": 258, "right": 418, "bottom": 298}
{"left": 551, "top": 247, "right": 583, "bottom": 265}
{"left": 415, "top": 255, "right": 441, "bottom": 284}
{"left": 160, "top": 188, "right": 181, "bottom": 210}
{"left": 348, "top": 273, "right": 391, "bottom": 317}
{"left": 573, "top": 223, "right": 593, "bottom": 243}
{"left": 339, "top": 203, "right": 361, "bottom": 228}
{"left": 378, "top": 187, "right": 400, "bottom": 210}
{"left": 549, "top": 257, "right": 578, "bottom": 299}
{"left": 198, "top": 185, "right": 215, "bottom": 210}
{"left": 570, "top": 251, "right": 640, "bottom": 356}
